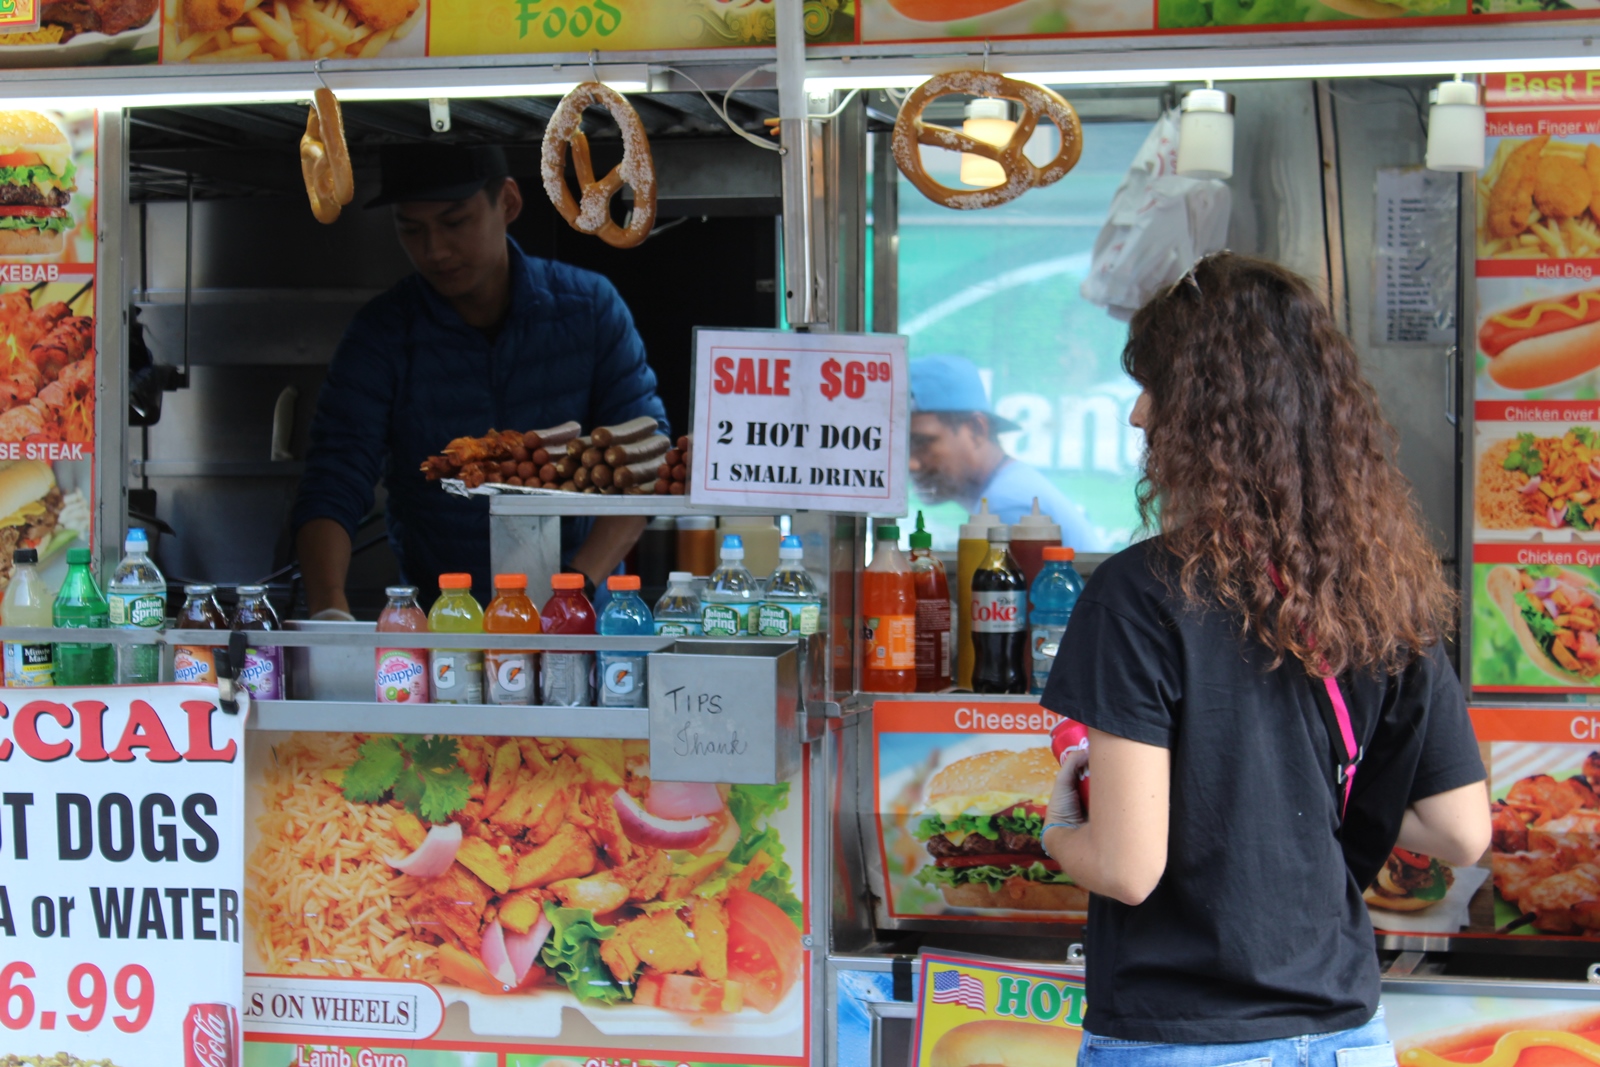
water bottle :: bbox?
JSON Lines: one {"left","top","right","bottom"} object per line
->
{"left": 1029, "top": 546, "right": 1084, "bottom": 694}
{"left": 653, "top": 572, "right": 703, "bottom": 637}
{"left": 598, "top": 575, "right": 653, "bottom": 707}
{"left": 758, "top": 535, "right": 821, "bottom": 637}
{"left": 107, "top": 528, "right": 167, "bottom": 683}
{"left": 702, "top": 535, "right": 758, "bottom": 637}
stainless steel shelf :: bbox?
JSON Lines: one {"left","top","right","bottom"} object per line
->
{"left": 0, "top": 627, "right": 677, "bottom": 651}
{"left": 250, "top": 700, "right": 649, "bottom": 738}
{"left": 487, "top": 494, "right": 790, "bottom": 518}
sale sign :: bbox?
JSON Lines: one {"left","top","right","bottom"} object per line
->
{"left": 0, "top": 685, "right": 245, "bottom": 1067}
{"left": 689, "top": 328, "right": 909, "bottom": 514}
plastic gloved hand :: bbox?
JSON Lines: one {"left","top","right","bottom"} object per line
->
{"left": 1047, "top": 748, "right": 1089, "bottom": 830}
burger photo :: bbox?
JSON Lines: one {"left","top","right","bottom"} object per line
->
{"left": 1362, "top": 848, "right": 1454, "bottom": 913}
{"left": 0, "top": 459, "right": 65, "bottom": 586}
{"left": 931, "top": 1018, "right": 1080, "bottom": 1067}
{"left": 0, "top": 111, "right": 75, "bottom": 258}
{"left": 912, "top": 748, "right": 1087, "bottom": 913}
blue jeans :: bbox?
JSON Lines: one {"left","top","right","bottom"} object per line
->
{"left": 1077, "top": 1007, "right": 1392, "bottom": 1067}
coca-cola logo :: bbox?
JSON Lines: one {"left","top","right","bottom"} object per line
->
{"left": 188, "top": 1007, "right": 232, "bottom": 1067}
{"left": 971, "top": 600, "right": 1018, "bottom": 622}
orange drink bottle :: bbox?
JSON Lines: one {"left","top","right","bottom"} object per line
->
{"left": 485, "top": 573, "right": 541, "bottom": 706}
{"left": 864, "top": 523, "right": 917, "bottom": 693}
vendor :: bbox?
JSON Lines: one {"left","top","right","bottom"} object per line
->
{"left": 908, "top": 355, "right": 1101, "bottom": 550}
{"left": 293, "top": 144, "right": 667, "bottom": 615}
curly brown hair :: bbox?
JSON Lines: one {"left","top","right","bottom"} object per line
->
{"left": 1123, "top": 253, "right": 1454, "bottom": 677}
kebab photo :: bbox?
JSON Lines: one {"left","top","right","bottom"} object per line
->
{"left": 1491, "top": 750, "right": 1600, "bottom": 935}
{"left": 422, "top": 419, "right": 690, "bottom": 496}
{"left": 0, "top": 281, "right": 95, "bottom": 445}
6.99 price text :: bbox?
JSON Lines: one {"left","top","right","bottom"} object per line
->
{"left": 0, "top": 961, "right": 153, "bottom": 1033}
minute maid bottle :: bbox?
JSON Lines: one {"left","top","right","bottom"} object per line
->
{"left": 758, "top": 535, "right": 821, "bottom": 637}
{"left": 702, "top": 535, "right": 757, "bottom": 637}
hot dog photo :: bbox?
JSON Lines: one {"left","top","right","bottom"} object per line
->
{"left": 1477, "top": 279, "right": 1600, "bottom": 399}
{"left": 1386, "top": 998, "right": 1600, "bottom": 1065}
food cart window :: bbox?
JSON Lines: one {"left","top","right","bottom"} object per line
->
{"left": 897, "top": 121, "right": 1151, "bottom": 553}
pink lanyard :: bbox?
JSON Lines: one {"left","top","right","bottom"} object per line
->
{"left": 1268, "top": 565, "right": 1360, "bottom": 820}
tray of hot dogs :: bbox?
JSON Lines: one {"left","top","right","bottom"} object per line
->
{"left": 424, "top": 419, "right": 691, "bottom": 497}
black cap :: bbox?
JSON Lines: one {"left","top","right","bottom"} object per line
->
{"left": 365, "top": 144, "right": 511, "bottom": 209}
{"left": 12, "top": 548, "right": 36, "bottom": 564}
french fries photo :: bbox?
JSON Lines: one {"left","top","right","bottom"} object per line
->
{"left": 162, "top": 0, "right": 422, "bottom": 63}
{"left": 1478, "top": 136, "right": 1600, "bottom": 262}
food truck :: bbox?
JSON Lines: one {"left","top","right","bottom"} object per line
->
{"left": 0, "top": 2, "right": 1598, "bottom": 1065}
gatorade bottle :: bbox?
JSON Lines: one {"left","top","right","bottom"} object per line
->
{"left": 956, "top": 500, "right": 1003, "bottom": 690}
{"left": 654, "top": 572, "right": 703, "bottom": 637}
{"left": 108, "top": 528, "right": 167, "bottom": 683}
{"left": 971, "top": 525, "right": 1028, "bottom": 694}
{"left": 598, "top": 575, "right": 653, "bottom": 707}
{"left": 233, "top": 586, "right": 286, "bottom": 700}
{"left": 864, "top": 524, "right": 916, "bottom": 693}
{"left": 53, "top": 548, "right": 113, "bottom": 686}
{"left": 375, "top": 586, "right": 429, "bottom": 704}
{"left": 484, "top": 574, "right": 541, "bottom": 706}
{"left": 1010, "top": 497, "right": 1063, "bottom": 590}
{"left": 703, "top": 535, "right": 758, "bottom": 637}
{"left": 173, "top": 584, "right": 227, "bottom": 686}
{"left": 428, "top": 575, "right": 484, "bottom": 705}
{"left": 541, "top": 573, "right": 597, "bottom": 706}
{"left": 3, "top": 548, "right": 53, "bottom": 687}
{"left": 759, "top": 535, "right": 822, "bottom": 637}
{"left": 909, "top": 513, "right": 951, "bottom": 692}
{"left": 1029, "top": 547, "right": 1083, "bottom": 694}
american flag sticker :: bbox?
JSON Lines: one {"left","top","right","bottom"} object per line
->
{"left": 931, "top": 969, "right": 987, "bottom": 1012}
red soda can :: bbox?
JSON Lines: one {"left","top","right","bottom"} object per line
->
{"left": 185, "top": 1002, "right": 240, "bottom": 1067}
{"left": 1049, "top": 715, "right": 1090, "bottom": 813}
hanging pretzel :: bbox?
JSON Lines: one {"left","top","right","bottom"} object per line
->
{"left": 300, "top": 87, "right": 354, "bottom": 225}
{"left": 892, "top": 70, "right": 1083, "bottom": 211}
{"left": 541, "top": 82, "right": 657, "bottom": 249}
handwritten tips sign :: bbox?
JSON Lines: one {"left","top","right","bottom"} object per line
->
{"left": 0, "top": 686, "right": 245, "bottom": 1067}
{"left": 689, "top": 328, "right": 909, "bottom": 514}
{"left": 647, "top": 645, "right": 798, "bottom": 784}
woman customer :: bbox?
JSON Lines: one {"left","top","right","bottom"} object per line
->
{"left": 1040, "top": 253, "right": 1489, "bottom": 1066}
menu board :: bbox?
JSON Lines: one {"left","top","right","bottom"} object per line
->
{"left": 0, "top": 107, "right": 95, "bottom": 599}
{"left": 242, "top": 732, "right": 810, "bottom": 1067}
{"left": 870, "top": 700, "right": 1082, "bottom": 925}
{"left": 1468, "top": 72, "right": 1600, "bottom": 696}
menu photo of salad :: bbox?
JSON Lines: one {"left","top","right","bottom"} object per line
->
{"left": 1472, "top": 544, "right": 1600, "bottom": 692}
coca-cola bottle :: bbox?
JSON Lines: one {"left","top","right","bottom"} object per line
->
{"left": 971, "top": 526, "right": 1028, "bottom": 694}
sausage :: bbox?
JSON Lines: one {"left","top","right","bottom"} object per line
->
{"left": 526, "top": 421, "right": 582, "bottom": 450}
{"left": 566, "top": 434, "right": 593, "bottom": 458}
{"left": 517, "top": 461, "right": 536, "bottom": 480}
{"left": 615, "top": 456, "right": 668, "bottom": 488}
{"left": 532, "top": 448, "right": 550, "bottom": 466}
{"left": 591, "top": 464, "right": 615, "bottom": 488}
{"left": 539, "top": 463, "right": 558, "bottom": 483}
{"left": 603, "top": 434, "right": 670, "bottom": 469}
{"left": 560, "top": 480, "right": 578, "bottom": 492}
{"left": 506, "top": 476, "right": 523, "bottom": 486}
{"left": 623, "top": 479, "right": 658, "bottom": 495}
{"left": 592, "top": 416, "right": 661, "bottom": 448}
{"left": 663, "top": 449, "right": 682, "bottom": 467}
{"left": 555, "top": 455, "right": 579, "bottom": 478}
{"left": 498, "top": 459, "right": 518, "bottom": 477}
{"left": 573, "top": 465, "right": 593, "bottom": 489}
{"left": 672, "top": 464, "right": 687, "bottom": 481}
{"left": 581, "top": 446, "right": 605, "bottom": 469}
{"left": 658, "top": 463, "right": 672, "bottom": 481}
{"left": 677, "top": 435, "right": 690, "bottom": 451}
{"left": 601, "top": 486, "right": 619, "bottom": 495}
{"left": 669, "top": 481, "right": 685, "bottom": 495}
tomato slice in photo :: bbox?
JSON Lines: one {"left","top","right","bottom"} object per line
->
{"left": 0, "top": 206, "right": 65, "bottom": 218}
{"left": 0, "top": 152, "right": 42, "bottom": 168}
{"left": 934, "top": 853, "right": 1062, "bottom": 871}
{"left": 724, "top": 887, "right": 802, "bottom": 1013}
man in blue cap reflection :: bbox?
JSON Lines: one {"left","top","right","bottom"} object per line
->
{"left": 908, "top": 355, "right": 1101, "bottom": 551}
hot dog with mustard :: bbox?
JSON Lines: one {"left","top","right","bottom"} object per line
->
{"left": 1481, "top": 288, "right": 1600, "bottom": 389}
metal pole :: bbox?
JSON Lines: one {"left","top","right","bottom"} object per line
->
{"left": 775, "top": 0, "right": 816, "bottom": 328}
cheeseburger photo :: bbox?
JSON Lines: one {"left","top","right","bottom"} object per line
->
{"left": 913, "top": 748, "right": 1087, "bottom": 913}
{"left": 0, "top": 111, "right": 76, "bottom": 258}
{"left": 931, "top": 1019, "right": 1080, "bottom": 1067}
{"left": 1480, "top": 288, "right": 1600, "bottom": 391}
{"left": 0, "top": 460, "right": 62, "bottom": 587}
{"left": 1362, "top": 848, "right": 1454, "bottom": 913}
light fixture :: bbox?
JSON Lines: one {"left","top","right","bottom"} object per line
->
{"left": 959, "top": 98, "right": 1015, "bottom": 188}
{"left": 1425, "top": 77, "right": 1485, "bottom": 172}
{"left": 1176, "top": 85, "right": 1233, "bottom": 180}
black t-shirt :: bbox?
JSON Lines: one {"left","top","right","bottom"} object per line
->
{"left": 1039, "top": 538, "right": 1484, "bottom": 1044}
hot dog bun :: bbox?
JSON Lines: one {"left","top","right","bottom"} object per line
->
{"left": 1486, "top": 317, "right": 1600, "bottom": 390}
{"left": 930, "top": 1019, "right": 1080, "bottom": 1067}
{"left": 1394, "top": 1007, "right": 1600, "bottom": 1060}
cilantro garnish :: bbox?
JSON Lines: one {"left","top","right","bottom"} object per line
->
{"left": 341, "top": 734, "right": 471, "bottom": 823}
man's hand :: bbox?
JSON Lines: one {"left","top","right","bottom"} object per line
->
{"left": 1047, "top": 749, "right": 1088, "bottom": 829}
{"left": 568, "top": 515, "right": 648, "bottom": 588}
{"left": 297, "top": 517, "right": 353, "bottom": 617}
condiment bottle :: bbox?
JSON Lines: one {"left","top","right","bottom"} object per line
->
{"left": 174, "top": 583, "right": 227, "bottom": 686}
{"left": 654, "top": 572, "right": 704, "bottom": 636}
{"left": 3, "top": 548, "right": 53, "bottom": 687}
{"left": 909, "top": 512, "right": 951, "bottom": 692}
{"left": 53, "top": 547, "right": 112, "bottom": 686}
{"left": 541, "top": 573, "right": 597, "bottom": 706}
{"left": 375, "top": 585, "right": 429, "bottom": 704}
{"left": 864, "top": 524, "right": 916, "bottom": 693}
{"left": 598, "top": 575, "right": 652, "bottom": 708}
{"left": 1010, "top": 496, "right": 1063, "bottom": 590}
{"left": 703, "top": 535, "right": 758, "bottom": 637}
{"left": 233, "top": 584, "right": 286, "bottom": 700}
{"left": 956, "top": 499, "right": 1003, "bottom": 690}
{"left": 676, "top": 516, "right": 718, "bottom": 577}
{"left": 427, "top": 574, "right": 484, "bottom": 705}
{"left": 971, "top": 526, "right": 1029, "bottom": 694}
{"left": 484, "top": 573, "right": 540, "bottom": 706}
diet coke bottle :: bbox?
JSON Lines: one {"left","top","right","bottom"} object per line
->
{"left": 971, "top": 525, "right": 1028, "bottom": 693}
{"left": 185, "top": 1002, "right": 239, "bottom": 1067}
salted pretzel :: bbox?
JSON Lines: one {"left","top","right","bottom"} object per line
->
{"left": 541, "top": 82, "right": 657, "bottom": 249}
{"left": 892, "top": 70, "right": 1083, "bottom": 210}
{"left": 300, "top": 87, "right": 354, "bottom": 225}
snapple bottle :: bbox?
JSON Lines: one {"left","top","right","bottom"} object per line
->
{"left": 173, "top": 584, "right": 227, "bottom": 684}
{"left": 484, "top": 573, "right": 541, "bottom": 706}
{"left": 375, "top": 585, "right": 429, "bottom": 704}
{"left": 232, "top": 585, "right": 285, "bottom": 700}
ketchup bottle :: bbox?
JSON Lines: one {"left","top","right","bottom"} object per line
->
{"left": 1050, "top": 716, "right": 1090, "bottom": 813}
{"left": 909, "top": 512, "right": 951, "bottom": 692}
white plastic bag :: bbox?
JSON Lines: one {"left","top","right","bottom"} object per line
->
{"left": 1080, "top": 109, "right": 1232, "bottom": 320}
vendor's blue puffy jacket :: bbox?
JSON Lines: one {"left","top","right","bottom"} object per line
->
{"left": 292, "top": 240, "right": 667, "bottom": 600}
